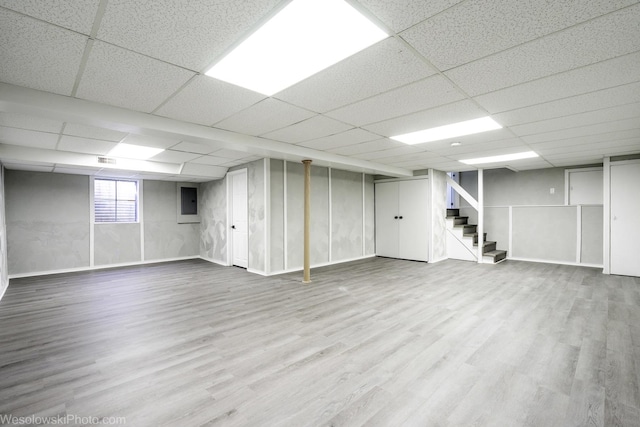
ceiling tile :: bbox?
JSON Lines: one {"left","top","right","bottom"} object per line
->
{"left": 428, "top": 138, "right": 527, "bottom": 156}
{"left": 535, "top": 138, "right": 640, "bottom": 156}
{"left": 494, "top": 81, "right": 640, "bottom": 127}
{"left": 3, "top": 163, "right": 54, "bottom": 173}
{"left": 189, "top": 155, "right": 229, "bottom": 166}
{"left": 474, "top": 52, "right": 640, "bottom": 113}
{"left": 510, "top": 103, "right": 640, "bottom": 137}
{"left": 0, "top": 112, "right": 64, "bottom": 133}
{"left": 215, "top": 98, "right": 315, "bottom": 136}
{"left": 97, "top": 0, "right": 281, "bottom": 70}
{"left": 445, "top": 4, "right": 640, "bottom": 96}
{"left": 52, "top": 165, "right": 102, "bottom": 175}
{"left": 528, "top": 129, "right": 640, "bottom": 150}
{"left": 362, "top": 99, "right": 487, "bottom": 137}
{"left": 121, "top": 134, "right": 181, "bottom": 149}
{"left": 297, "top": 128, "right": 380, "bottom": 151}
{"left": 0, "top": 0, "right": 100, "bottom": 34}
{"left": 276, "top": 38, "right": 436, "bottom": 113}
{"left": 169, "top": 141, "right": 218, "bottom": 155}
{"left": 521, "top": 117, "right": 640, "bottom": 144}
{"left": 328, "top": 138, "right": 406, "bottom": 156}
{"left": 262, "top": 115, "right": 352, "bottom": 144}
{"left": 209, "top": 148, "right": 252, "bottom": 159}
{"left": 0, "top": 127, "right": 58, "bottom": 149}
{"left": 155, "top": 76, "right": 265, "bottom": 126}
{"left": 148, "top": 150, "right": 202, "bottom": 163}
{"left": 326, "top": 75, "right": 465, "bottom": 127}
{"left": 57, "top": 135, "right": 117, "bottom": 155}
{"left": 357, "top": 0, "right": 465, "bottom": 32}
{"left": 352, "top": 145, "right": 423, "bottom": 161}
{"left": 402, "top": 0, "right": 636, "bottom": 71}
{"left": 75, "top": 41, "right": 195, "bottom": 113}
{"left": 63, "top": 123, "right": 127, "bottom": 142}
{"left": 0, "top": 8, "right": 86, "bottom": 95}
{"left": 181, "top": 162, "right": 226, "bottom": 179}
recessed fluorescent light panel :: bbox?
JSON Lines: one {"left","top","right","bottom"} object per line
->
{"left": 459, "top": 151, "right": 539, "bottom": 165}
{"left": 391, "top": 117, "right": 502, "bottom": 145}
{"left": 205, "top": 0, "right": 388, "bottom": 96}
{"left": 108, "top": 143, "right": 164, "bottom": 160}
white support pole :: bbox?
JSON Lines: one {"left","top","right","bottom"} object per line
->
{"left": 477, "top": 169, "right": 484, "bottom": 263}
{"left": 603, "top": 157, "right": 611, "bottom": 274}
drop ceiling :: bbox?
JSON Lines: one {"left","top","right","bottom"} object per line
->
{"left": 0, "top": 0, "right": 638, "bottom": 181}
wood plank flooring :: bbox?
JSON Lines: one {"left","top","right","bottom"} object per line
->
{"left": 1, "top": 258, "right": 639, "bottom": 426}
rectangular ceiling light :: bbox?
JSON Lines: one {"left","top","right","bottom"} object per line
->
{"left": 205, "top": 0, "right": 387, "bottom": 96}
{"left": 108, "top": 143, "right": 164, "bottom": 160}
{"left": 390, "top": 117, "right": 502, "bottom": 145}
{"left": 459, "top": 151, "right": 539, "bottom": 165}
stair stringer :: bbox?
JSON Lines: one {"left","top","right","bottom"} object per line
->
{"left": 446, "top": 218, "right": 477, "bottom": 261}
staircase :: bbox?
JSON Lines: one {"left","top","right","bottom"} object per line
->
{"left": 446, "top": 208, "right": 507, "bottom": 264}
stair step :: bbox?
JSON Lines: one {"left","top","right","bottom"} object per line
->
{"left": 463, "top": 232, "right": 487, "bottom": 243}
{"left": 484, "top": 250, "right": 507, "bottom": 263}
{"left": 473, "top": 241, "right": 497, "bottom": 253}
{"left": 453, "top": 216, "right": 469, "bottom": 225}
{"left": 446, "top": 208, "right": 460, "bottom": 217}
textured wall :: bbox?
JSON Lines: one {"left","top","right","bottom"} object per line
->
{"left": 5, "top": 170, "right": 90, "bottom": 274}
{"left": 270, "top": 160, "right": 285, "bottom": 272}
{"left": 247, "top": 160, "right": 265, "bottom": 272}
{"left": 431, "top": 170, "right": 448, "bottom": 261}
{"left": 286, "top": 162, "right": 304, "bottom": 269}
{"left": 199, "top": 177, "right": 227, "bottom": 263}
{"left": 512, "top": 206, "right": 577, "bottom": 262}
{"left": 581, "top": 206, "right": 603, "bottom": 264}
{"left": 0, "top": 167, "right": 8, "bottom": 298}
{"left": 364, "top": 175, "right": 375, "bottom": 256}
{"left": 94, "top": 223, "right": 141, "bottom": 265}
{"left": 331, "top": 169, "right": 363, "bottom": 261}
{"left": 143, "top": 180, "right": 199, "bottom": 260}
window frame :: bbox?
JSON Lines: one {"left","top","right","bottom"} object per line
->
{"left": 91, "top": 177, "right": 141, "bottom": 224}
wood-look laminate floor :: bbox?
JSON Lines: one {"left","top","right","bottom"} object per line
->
{"left": 1, "top": 258, "right": 639, "bottom": 426}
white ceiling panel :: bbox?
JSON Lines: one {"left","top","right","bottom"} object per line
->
{"left": 328, "top": 138, "right": 406, "bottom": 156}
{"left": 357, "top": 0, "right": 465, "bottom": 32}
{"left": 0, "top": 0, "right": 100, "bottom": 34}
{"left": 0, "top": 8, "right": 86, "bottom": 95}
{"left": 3, "top": 162, "right": 54, "bottom": 173}
{"left": 62, "top": 123, "right": 127, "bottom": 142}
{"left": 528, "top": 130, "right": 640, "bottom": 150}
{"left": 362, "top": 99, "right": 488, "bottom": 137}
{"left": 189, "top": 155, "right": 230, "bottom": 166}
{"left": 52, "top": 165, "right": 102, "bottom": 175}
{"left": 474, "top": 52, "right": 640, "bottom": 113}
{"left": 57, "top": 135, "right": 117, "bottom": 155}
{"left": 494, "top": 81, "right": 640, "bottom": 127}
{"left": 510, "top": 103, "right": 640, "bottom": 137}
{"left": 181, "top": 162, "right": 226, "bottom": 179}
{"left": 535, "top": 139, "right": 640, "bottom": 156}
{"left": 121, "top": 134, "right": 181, "bottom": 150}
{"left": 297, "top": 128, "right": 380, "bottom": 151}
{"left": 402, "top": 0, "right": 636, "bottom": 71}
{"left": 276, "top": 38, "right": 437, "bottom": 113}
{"left": 209, "top": 148, "right": 253, "bottom": 159}
{"left": 352, "top": 145, "right": 423, "bottom": 161}
{"left": 0, "top": 112, "right": 63, "bottom": 133}
{"left": 326, "top": 75, "right": 465, "bottom": 127}
{"left": 429, "top": 138, "right": 528, "bottom": 157}
{"left": 263, "top": 115, "right": 352, "bottom": 144}
{"left": 446, "top": 4, "right": 640, "bottom": 96}
{"left": 0, "top": 127, "right": 58, "bottom": 149}
{"left": 215, "top": 98, "right": 315, "bottom": 136}
{"left": 148, "top": 150, "right": 202, "bottom": 164}
{"left": 75, "top": 41, "right": 195, "bottom": 113}
{"left": 521, "top": 117, "right": 640, "bottom": 144}
{"left": 155, "top": 76, "right": 265, "bottom": 126}
{"left": 97, "top": 0, "right": 282, "bottom": 70}
{"left": 169, "top": 141, "right": 218, "bottom": 155}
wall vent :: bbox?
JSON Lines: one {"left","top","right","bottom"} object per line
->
{"left": 97, "top": 156, "right": 117, "bottom": 165}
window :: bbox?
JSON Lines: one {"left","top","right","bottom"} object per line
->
{"left": 94, "top": 179, "right": 138, "bottom": 222}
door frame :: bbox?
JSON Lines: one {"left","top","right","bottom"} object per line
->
{"left": 226, "top": 168, "right": 248, "bottom": 267}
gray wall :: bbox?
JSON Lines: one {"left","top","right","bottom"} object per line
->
{"left": 459, "top": 167, "right": 603, "bottom": 265}
{"left": 0, "top": 167, "right": 8, "bottom": 298}
{"left": 270, "top": 160, "right": 285, "bottom": 271}
{"left": 248, "top": 160, "right": 265, "bottom": 273}
{"left": 6, "top": 170, "right": 90, "bottom": 274}
{"left": 199, "top": 177, "right": 227, "bottom": 263}
{"left": 5, "top": 170, "right": 199, "bottom": 276}
{"left": 143, "top": 181, "right": 199, "bottom": 261}
{"left": 430, "top": 169, "right": 448, "bottom": 262}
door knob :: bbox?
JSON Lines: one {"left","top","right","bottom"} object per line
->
{"left": 399, "top": 216, "right": 403, "bottom": 219}
{"left": 232, "top": 225, "right": 236, "bottom": 229}
{"left": 394, "top": 216, "right": 398, "bottom": 219}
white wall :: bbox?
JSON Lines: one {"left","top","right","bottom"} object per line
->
{"left": 0, "top": 166, "right": 8, "bottom": 299}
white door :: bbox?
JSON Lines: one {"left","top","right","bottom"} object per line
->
{"left": 375, "top": 182, "right": 399, "bottom": 258}
{"left": 398, "top": 179, "right": 429, "bottom": 261}
{"left": 610, "top": 162, "right": 640, "bottom": 277}
{"left": 230, "top": 170, "right": 248, "bottom": 268}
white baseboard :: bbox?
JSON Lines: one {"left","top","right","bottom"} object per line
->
{"left": 507, "top": 256, "right": 603, "bottom": 269}
{"left": 199, "top": 255, "right": 229, "bottom": 267}
{"left": 268, "top": 254, "right": 377, "bottom": 276}
{"left": 7, "top": 256, "right": 201, "bottom": 280}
